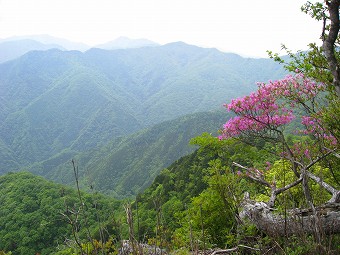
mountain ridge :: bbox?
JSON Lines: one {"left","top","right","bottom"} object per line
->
{"left": 0, "top": 39, "right": 65, "bottom": 63}
{"left": 0, "top": 42, "right": 287, "bottom": 195}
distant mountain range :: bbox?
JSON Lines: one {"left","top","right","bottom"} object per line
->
{"left": 0, "top": 35, "right": 159, "bottom": 63}
{"left": 0, "top": 38, "right": 287, "bottom": 196}
{"left": 0, "top": 38, "right": 65, "bottom": 63}
{"left": 0, "top": 34, "right": 90, "bottom": 51}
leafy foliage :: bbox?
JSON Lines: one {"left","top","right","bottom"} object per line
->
{"left": 0, "top": 172, "right": 122, "bottom": 255}
{"left": 134, "top": 133, "right": 271, "bottom": 250}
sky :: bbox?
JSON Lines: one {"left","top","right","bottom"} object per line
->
{"left": 0, "top": 0, "right": 322, "bottom": 57}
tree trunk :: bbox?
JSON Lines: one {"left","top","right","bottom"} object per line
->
{"left": 323, "top": 0, "right": 340, "bottom": 98}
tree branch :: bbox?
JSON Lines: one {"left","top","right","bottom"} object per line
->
{"left": 232, "top": 162, "right": 272, "bottom": 188}
{"left": 268, "top": 177, "right": 303, "bottom": 208}
{"left": 232, "top": 162, "right": 303, "bottom": 208}
{"left": 305, "top": 170, "right": 340, "bottom": 202}
{"left": 323, "top": 146, "right": 340, "bottom": 159}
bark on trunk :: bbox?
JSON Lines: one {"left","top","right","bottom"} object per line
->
{"left": 323, "top": 0, "right": 340, "bottom": 98}
{"left": 239, "top": 197, "right": 340, "bottom": 236}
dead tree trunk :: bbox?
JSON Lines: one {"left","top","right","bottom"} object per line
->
{"left": 239, "top": 195, "right": 340, "bottom": 236}
{"left": 124, "top": 203, "right": 138, "bottom": 255}
{"left": 233, "top": 162, "right": 340, "bottom": 236}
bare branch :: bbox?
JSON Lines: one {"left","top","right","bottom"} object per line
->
{"left": 210, "top": 247, "right": 238, "bottom": 254}
{"left": 232, "top": 162, "right": 303, "bottom": 208}
{"left": 268, "top": 177, "right": 303, "bottom": 208}
{"left": 323, "top": 146, "right": 340, "bottom": 158}
{"left": 305, "top": 170, "right": 340, "bottom": 203}
{"left": 305, "top": 150, "right": 334, "bottom": 170}
{"left": 210, "top": 245, "right": 260, "bottom": 255}
{"left": 232, "top": 162, "right": 272, "bottom": 188}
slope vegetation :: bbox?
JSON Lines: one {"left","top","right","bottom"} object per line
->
{"left": 0, "top": 42, "right": 286, "bottom": 194}
{"left": 0, "top": 171, "right": 120, "bottom": 255}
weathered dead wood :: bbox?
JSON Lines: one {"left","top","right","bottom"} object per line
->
{"left": 210, "top": 247, "right": 238, "bottom": 255}
{"left": 232, "top": 162, "right": 340, "bottom": 206}
{"left": 209, "top": 244, "right": 260, "bottom": 255}
{"left": 306, "top": 170, "right": 340, "bottom": 203}
{"left": 239, "top": 196, "right": 340, "bottom": 236}
{"left": 233, "top": 157, "right": 340, "bottom": 241}
{"left": 124, "top": 203, "right": 139, "bottom": 255}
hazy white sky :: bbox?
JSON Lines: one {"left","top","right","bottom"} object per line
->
{"left": 0, "top": 0, "right": 322, "bottom": 57}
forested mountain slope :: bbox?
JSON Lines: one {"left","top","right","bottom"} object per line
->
{"left": 29, "top": 110, "right": 231, "bottom": 197}
{"left": 0, "top": 42, "right": 286, "bottom": 190}
{"left": 133, "top": 133, "right": 263, "bottom": 249}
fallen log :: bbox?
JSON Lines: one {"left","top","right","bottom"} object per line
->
{"left": 239, "top": 196, "right": 340, "bottom": 236}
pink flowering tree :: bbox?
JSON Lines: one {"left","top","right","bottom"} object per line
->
{"left": 219, "top": 0, "right": 340, "bottom": 243}
{"left": 219, "top": 72, "right": 340, "bottom": 237}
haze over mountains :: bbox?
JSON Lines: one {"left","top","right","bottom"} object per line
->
{"left": 0, "top": 35, "right": 287, "bottom": 197}
{"left": 0, "top": 35, "right": 159, "bottom": 63}
{"left": 95, "top": 36, "right": 159, "bottom": 50}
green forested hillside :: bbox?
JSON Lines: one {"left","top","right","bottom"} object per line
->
{"left": 2, "top": 131, "right": 339, "bottom": 254}
{"left": 0, "top": 136, "right": 259, "bottom": 254}
{"left": 133, "top": 133, "right": 271, "bottom": 249}
{"left": 133, "top": 132, "right": 340, "bottom": 253}
{"left": 0, "top": 172, "right": 121, "bottom": 255}
{"left": 0, "top": 50, "right": 141, "bottom": 171}
{"left": 0, "top": 42, "right": 286, "bottom": 191}
{"left": 29, "top": 110, "right": 232, "bottom": 197}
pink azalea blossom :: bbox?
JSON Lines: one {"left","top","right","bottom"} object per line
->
{"left": 219, "top": 73, "right": 329, "bottom": 141}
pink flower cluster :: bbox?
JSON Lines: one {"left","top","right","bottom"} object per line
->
{"left": 301, "top": 116, "right": 337, "bottom": 145}
{"left": 289, "top": 141, "right": 322, "bottom": 165}
{"left": 219, "top": 73, "right": 326, "bottom": 140}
